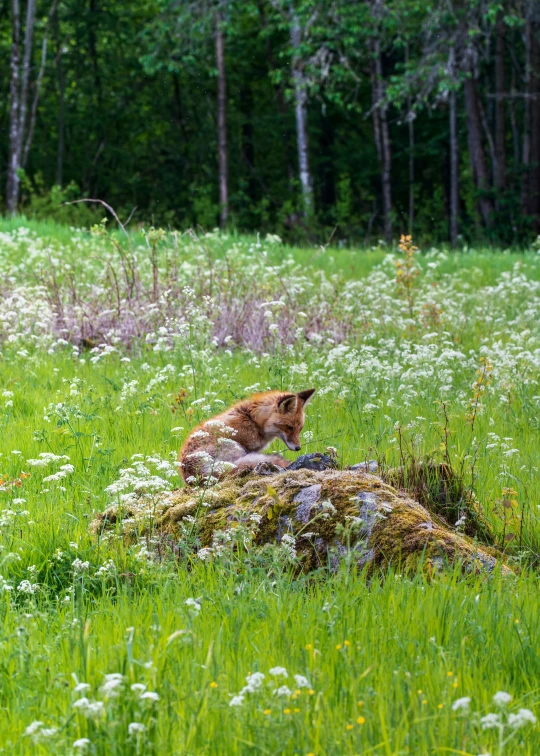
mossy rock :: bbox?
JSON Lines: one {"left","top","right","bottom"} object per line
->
{"left": 91, "top": 463, "right": 508, "bottom": 575}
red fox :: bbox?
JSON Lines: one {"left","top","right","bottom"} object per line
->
{"left": 179, "top": 389, "right": 315, "bottom": 484}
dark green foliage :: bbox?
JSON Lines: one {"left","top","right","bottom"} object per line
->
{"left": 0, "top": 0, "right": 538, "bottom": 243}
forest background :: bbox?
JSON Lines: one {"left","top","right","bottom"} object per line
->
{"left": 2, "top": 0, "right": 540, "bottom": 244}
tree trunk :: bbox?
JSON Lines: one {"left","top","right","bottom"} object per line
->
{"left": 257, "top": 0, "right": 295, "bottom": 190}
{"left": 494, "top": 16, "right": 507, "bottom": 193}
{"left": 7, "top": 0, "right": 22, "bottom": 215}
{"left": 19, "top": 0, "right": 36, "bottom": 154}
{"left": 521, "top": 18, "right": 532, "bottom": 216}
{"left": 55, "top": 9, "right": 65, "bottom": 187}
{"left": 479, "top": 97, "right": 497, "bottom": 188}
{"left": 23, "top": 0, "right": 58, "bottom": 169}
{"left": 449, "top": 89, "right": 459, "bottom": 246}
{"left": 215, "top": 10, "right": 228, "bottom": 229}
{"left": 406, "top": 45, "right": 414, "bottom": 233}
{"left": 407, "top": 115, "right": 414, "bottom": 234}
{"left": 509, "top": 66, "right": 520, "bottom": 169}
{"left": 528, "top": 20, "right": 540, "bottom": 224}
{"left": 464, "top": 76, "right": 493, "bottom": 228}
{"left": 240, "top": 86, "right": 256, "bottom": 200}
{"left": 7, "top": 0, "right": 37, "bottom": 213}
{"left": 371, "top": 39, "right": 392, "bottom": 243}
{"left": 290, "top": 12, "right": 313, "bottom": 218}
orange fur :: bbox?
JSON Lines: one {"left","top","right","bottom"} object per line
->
{"left": 179, "top": 388, "right": 315, "bottom": 484}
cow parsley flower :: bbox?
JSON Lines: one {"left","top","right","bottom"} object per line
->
{"left": 451, "top": 697, "right": 471, "bottom": 712}
{"left": 273, "top": 685, "right": 292, "bottom": 697}
{"left": 492, "top": 691, "right": 512, "bottom": 707}
{"left": 243, "top": 672, "right": 265, "bottom": 693}
{"left": 507, "top": 708, "right": 536, "bottom": 728}
{"left": 269, "top": 667, "right": 288, "bottom": 678}
{"left": 480, "top": 713, "right": 501, "bottom": 730}
{"left": 24, "top": 721, "right": 44, "bottom": 737}
{"left": 128, "top": 722, "right": 146, "bottom": 735}
{"left": 140, "top": 691, "right": 159, "bottom": 701}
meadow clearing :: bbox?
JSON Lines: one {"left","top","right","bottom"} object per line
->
{"left": 0, "top": 219, "right": 538, "bottom": 755}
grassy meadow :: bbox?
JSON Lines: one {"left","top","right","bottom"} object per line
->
{"left": 0, "top": 219, "right": 538, "bottom": 754}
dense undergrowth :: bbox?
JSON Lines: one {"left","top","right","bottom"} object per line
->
{"left": 0, "top": 219, "right": 538, "bottom": 754}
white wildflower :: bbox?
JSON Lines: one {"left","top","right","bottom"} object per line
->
{"left": 480, "top": 713, "right": 501, "bottom": 729}
{"left": 273, "top": 685, "right": 292, "bottom": 697}
{"left": 492, "top": 691, "right": 512, "bottom": 707}
{"left": 508, "top": 708, "right": 536, "bottom": 728}
{"left": 128, "top": 722, "right": 146, "bottom": 735}
{"left": 269, "top": 667, "right": 288, "bottom": 677}
{"left": 140, "top": 691, "right": 159, "bottom": 701}
{"left": 17, "top": 580, "right": 39, "bottom": 594}
{"left": 24, "top": 721, "right": 44, "bottom": 736}
{"left": 451, "top": 697, "right": 471, "bottom": 711}
{"left": 72, "top": 698, "right": 104, "bottom": 719}
{"left": 243, "top": 672, "right": 265, "bottom": 692}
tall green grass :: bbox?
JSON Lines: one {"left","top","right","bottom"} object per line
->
{"left": 0, "top": 224, "right": 537, "bottom": 753}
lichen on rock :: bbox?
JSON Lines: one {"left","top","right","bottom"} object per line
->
{"left": 91, "top": 459, "right": 508, "bottom": 576}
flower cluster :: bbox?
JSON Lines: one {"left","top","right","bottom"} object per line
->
{"left": 229, "top": 666, "right": 313, "bottom": 708}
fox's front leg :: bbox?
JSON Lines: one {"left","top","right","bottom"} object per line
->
{"left": 235, "top": 453, "right": 290, "bottom": 471}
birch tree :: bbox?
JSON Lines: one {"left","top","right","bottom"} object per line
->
{"left": 269, "top": 0, "right": 322, "bottom": 218}
{"left": 7, "top": 0, "right": 37, "bottom": 214}
{"left": 140, "top": 0, "right": 231, "bottom": 228}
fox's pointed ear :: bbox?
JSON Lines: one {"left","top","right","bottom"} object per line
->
{"left": 277, "top": 393, "right": 297, "bottom": 414}
{"left": 297, "top": 388, "right": 316, "bottom": 406}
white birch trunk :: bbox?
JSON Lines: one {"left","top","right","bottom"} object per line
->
{"left": 290, "top": 13, "right": 313, "bottom": 218}
{"left": 7, "top": 0, "right": 36, "bottom": 215}
{"left": 7, "top": 0, "right": 21, "bottom": 215}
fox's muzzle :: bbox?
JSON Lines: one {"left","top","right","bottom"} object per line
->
{"left": 282, "top": 436, "right": 301, "bottom": 452}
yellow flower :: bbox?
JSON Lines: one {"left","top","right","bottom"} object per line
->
{"left": 422, "top": 700, "right": 427, "bottom": 705}
{"left": 344, "top": 640, "right": 350, "bottom": 647}
{"left": 336, "top": 644, "right": 342, "bottom": 650}
{"left": 357, "top": 716, "right": 366, "bottom": 725}
{"left": 437, "top": 704, "right": 443, "bottom": 709}
{"left": 305, "top": 643, "right": 313, "bottom": 650}
{"left": 357, "top": 701, "right": 365, "bottom": 707}
{"left": 284, "top": 708, "right": 291, "bottom": 715}
{"left": 417, "top": 689, "right": 423, "bottom": 694}
{"left": 295, "top": 689, "right": 301, "bottom": 695}
{"left": 515, "top": 619, "right": 520, "bottom": 624}
{"left": 308, "top": 689, "right": 315, "bottom": 695}
{"left": 452, "top": 682, "right": 459, "bottom": 688}
{"left": 346, "top": 724, "right": 353, "bottom": 731}
{"left": 447, "top": 671, "right": 453, "bottom": 677}
{"left": 264, "top": 709, "right": 271, "bottom": 715}
{"left": 294, "top": 707, "right": 300, "bottom": 713}
{"left": 209, "top": 681, "right": 218, "bottom": 688}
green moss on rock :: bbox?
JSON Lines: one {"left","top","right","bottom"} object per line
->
{"left": 91, "top": 466, "right": 508, "bottom": 575}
